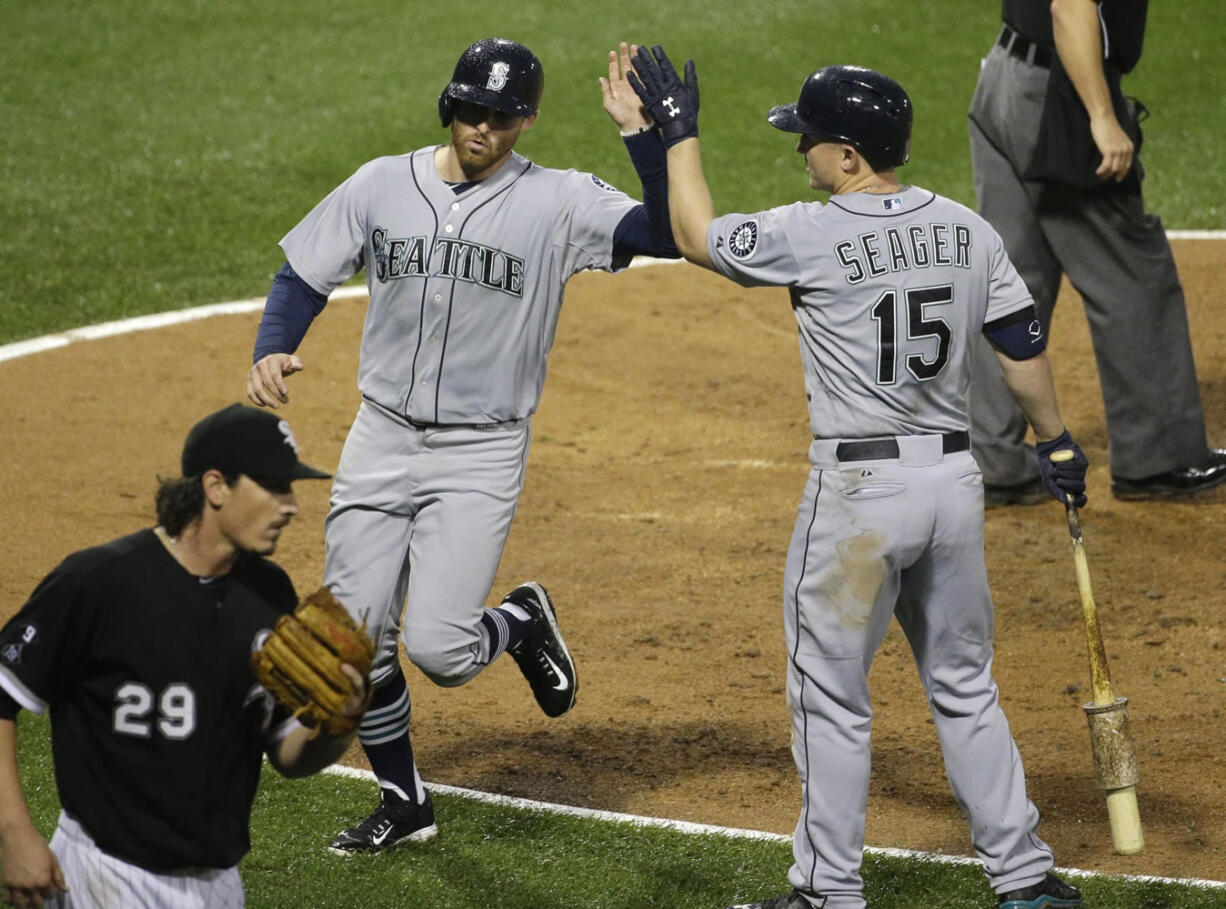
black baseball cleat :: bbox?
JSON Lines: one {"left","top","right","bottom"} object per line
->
{"left": 983, "top": 476, "right": 1048, "bottom": 509}
{"left": 997, "top": 872, "right": 1082, "bottom": 908}
{"left": 726, "top": 889, "right": 824, "bottom": 909}
{"left": 1111, "top": 448, "right": 1226, "bottom": 501}
{"left": 503, "top": 582, "right": 578, "bottom": 717}
{"left": 327, "top": 788, "right": 438, "bottom": 855}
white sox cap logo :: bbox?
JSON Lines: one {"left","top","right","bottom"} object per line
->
{"left": 487, "top": 62, "right": 510, "bottom": 91}
{"left": 277, "top": 420, "right": 301, "bottom": 454}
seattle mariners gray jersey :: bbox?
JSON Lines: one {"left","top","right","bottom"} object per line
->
{"left": 709, "top": 191, "right": 1056, "bottom": 906}
{"left": 281, "top": 148, "right": 638, "bottom": 424}
{"left": 709, "top": 189, "right": 1034, "bottom": 438}
{"left": 629, "top": 48, "right": 1087, "bottom": 909}
{"left": 248, "top": 39, "right": 682, "bottom": 855}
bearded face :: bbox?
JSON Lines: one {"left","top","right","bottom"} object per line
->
{"left": 449, "top": 101, "right": 535, "bottom": 180}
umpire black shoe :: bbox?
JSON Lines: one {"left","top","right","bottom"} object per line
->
{"left": 726, "top": 889, "right": 824, "bottom": 909}
{"left": 997, "top": 872, "right": 1082, "bottom": 908}
{"left": 503, "top": 582, "right": 578, "bottom": 717}
{"left": 1111, "top": 448, "right": 1226, "bottom": 501}
{"left": 983, "top": 476, "right": 1048, "bottom": 509}
{"left": 327, "top": 788, "right": 438, "bottom": 855}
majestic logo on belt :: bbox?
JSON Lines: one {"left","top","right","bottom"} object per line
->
{"left": 371, "top": 227, "right": 526, "bottom": 296}
{"left": 487, "top": 62, "right": 510, "bottom": 91}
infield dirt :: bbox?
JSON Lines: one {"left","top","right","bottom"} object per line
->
{"left": 2, "top": 241, "right": 1223, "bottom": 883}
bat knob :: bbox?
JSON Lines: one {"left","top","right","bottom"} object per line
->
{"left": 1050, "top": 449, "right": 1074, "bottom": 463}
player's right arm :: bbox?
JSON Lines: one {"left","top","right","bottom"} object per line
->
{"left": 0, "top": 716, "right": 68, "bottom": 909}
{"left": 246, "top": 263, "right": 329, "bottom": 408}
{"left": 627, "top": 45, "right": 715, "bottom": 269}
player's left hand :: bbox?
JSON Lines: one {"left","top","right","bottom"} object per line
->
{"left": 628, "top": 44, "right": 699, "bottom": 148}
{"left": 600, "top": 42, "right": 653, "bottom": 133}
{"left": 1036, "top": 429, "right": 1089, "bottom": 507}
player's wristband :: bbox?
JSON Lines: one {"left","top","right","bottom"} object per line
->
{"left": 619, "top": 124, "right": 654, "bottom": 137}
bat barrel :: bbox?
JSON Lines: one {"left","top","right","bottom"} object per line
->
{"left": 1084, "top": 696, "right": 1144, "bottom": 854}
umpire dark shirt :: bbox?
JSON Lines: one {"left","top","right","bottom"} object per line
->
{"left": 1001, "top": 0, "right": 1148, "bottom": 73}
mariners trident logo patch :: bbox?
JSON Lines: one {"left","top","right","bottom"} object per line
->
{"left": 727, "top": 220, "right": 759, "bottom": 259}
{"left": 487, "top": 62, "right": 510, "bottom": 91}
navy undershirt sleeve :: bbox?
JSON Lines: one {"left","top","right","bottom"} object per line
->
{"left": 984, "top": 305, "right": 1046, "bottom": 360}
{"left": 612, "top": 129, "right": 681, "bottom": 261}
{"left": 252, "top": 262, "right": 329, "bottom": 362}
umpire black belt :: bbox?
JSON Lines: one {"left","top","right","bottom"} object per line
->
{"left": 998, "top": 25, "right": 1052, "bottom": 69}
{"left": 831, "top": 431, "right": 970, "bottom": 463}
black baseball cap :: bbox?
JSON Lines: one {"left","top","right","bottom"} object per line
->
{"left": 181, "top": 404, "right": 331, "bottom": 482}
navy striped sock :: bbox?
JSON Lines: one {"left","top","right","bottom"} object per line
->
{"left": 479, "top": 603, "right": 533, "bottom": 660}
{"left": 358, "top": 663, "right": 425, "bottom": 804}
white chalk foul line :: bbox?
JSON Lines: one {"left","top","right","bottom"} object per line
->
{"left": 0, "top": 258, "right": 681, "bottom": 364}
{"left": 322, "top": 763, "right": 1225, "bottom": 891}
{"left": 4, "top": 237, "right": 1224, "bottom": 363}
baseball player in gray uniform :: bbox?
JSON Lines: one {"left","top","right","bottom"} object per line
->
{"left": 630, "top": 48, "right": 1086, "bottom": 909}
{"left": 0, "top": 405, "right": 359, "bottom": 909}
{"left": 245, "top": 39, "right": 679, "bottom": 852}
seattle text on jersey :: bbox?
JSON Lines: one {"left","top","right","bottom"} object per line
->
{"left": 371, "top": 227, "right": 526, "bottom": 297}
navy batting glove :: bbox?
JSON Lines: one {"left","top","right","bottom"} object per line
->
{"left": 1036, "top": 430, "right": 1089, "bottom": 508}
{"left": 628, "top": 44, "right": 699, "bottom": 148}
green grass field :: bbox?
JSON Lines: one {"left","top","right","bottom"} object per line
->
{"left": 2, "top": 0, "right": 1224, "bottom": 346}
{"left": 15, "top": 712, "right": 1225, "bottom": 908}
{"left": 5, "top": 2, "right": 1226, "bottom": 906}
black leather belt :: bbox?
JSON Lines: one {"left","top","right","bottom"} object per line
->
{"left": 405, "top": 418, "right": 517, "bottom": 431}
{"left": 998, "top": 25, "right": 1052, "bottom": 69}
{"left": 834, "top": 431, "right": 970, "bottom": 463}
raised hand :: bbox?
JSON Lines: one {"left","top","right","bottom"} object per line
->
{"left": 600, "top": 42, "right": 653, "bottom": 133}
{"left": 627, "top": 44, "right": 699, "bottom": 148}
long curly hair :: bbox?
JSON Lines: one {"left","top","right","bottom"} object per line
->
{"left": 155, "top": 474, "right": 238, "bottom": 536}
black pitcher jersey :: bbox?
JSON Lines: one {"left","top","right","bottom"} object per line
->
{"left": 0, "top": 529, "right": 298, "bottom": 871}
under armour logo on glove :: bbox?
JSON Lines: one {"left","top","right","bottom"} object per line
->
{"left": 628, "top": 44, "right": 700, "bottom": 148}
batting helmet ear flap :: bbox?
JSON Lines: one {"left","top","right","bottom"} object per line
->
{"left": 439, "top": 90, "right": 456, "bottom": 127}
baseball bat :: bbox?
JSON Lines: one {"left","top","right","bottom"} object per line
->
{"left": 1050, "top": 449, "right": 1143, "bottom": 854}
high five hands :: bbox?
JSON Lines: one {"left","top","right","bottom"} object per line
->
{"left": 627, "top": 45, "right": 700, "bottom": 147}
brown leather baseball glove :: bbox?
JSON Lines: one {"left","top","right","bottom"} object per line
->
{"left": 252, "top": 586, "right": 375, "bottom": 738}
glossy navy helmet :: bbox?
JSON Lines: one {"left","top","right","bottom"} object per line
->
{"left": 767, "top": 64, "right": 912, "bottom": 169}
{"left": 438, "top": 38, "right": 544, "bottom": 127}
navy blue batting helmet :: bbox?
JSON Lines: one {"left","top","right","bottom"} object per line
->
{"left": 767, "top": 65, "right": 912, "bottom": 170}
{"left": 439, "top": 38, "right": 544, "bottom": 127}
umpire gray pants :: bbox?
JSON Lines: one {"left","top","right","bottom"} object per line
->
{"left": 967, "top": 41, "right": 1209, "bottom": 483}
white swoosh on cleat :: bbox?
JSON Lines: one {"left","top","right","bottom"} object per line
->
{"left": 542, "top": 652, "right": 571, "bottom": 691}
